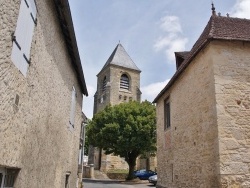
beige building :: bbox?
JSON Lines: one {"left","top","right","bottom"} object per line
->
{"left": 0, "top": 0, "right": 88, "bottom": 188}
{"left": 153, "top": 10, "right": 250, "bottom": 188}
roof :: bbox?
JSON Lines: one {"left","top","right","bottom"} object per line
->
{"left": 175, "top": 51, "right": 190, "bottom": 69}
{"left": 98, "top": 43, "right": 141, "bottom": 75}
{"left": 153, "top": 15, "right": 250, "bottom": 103}
{"left": 54, "top": 0, "right": 88, "bottom": 96}
{"left": 175, "top": 51, "right": 189, "bottom": 59}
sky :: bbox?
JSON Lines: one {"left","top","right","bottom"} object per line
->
{"left": 68, "top": 0, "right": 250, "bottom": 119}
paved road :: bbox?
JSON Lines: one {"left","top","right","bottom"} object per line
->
{"left": 83, "top": 179, "right": 156, "bottom": 188}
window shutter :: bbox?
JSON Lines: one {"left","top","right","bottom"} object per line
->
{"left": 11, "top": 0, "right": 37, "bottom": 76}
{"left": 69, "top": 87, "right": 76, "bottom": 128}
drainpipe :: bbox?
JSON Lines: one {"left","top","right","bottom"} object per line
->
{"left": 78, "top": 118, "right": 87, "bottom": 188}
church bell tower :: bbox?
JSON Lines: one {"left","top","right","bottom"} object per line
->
{"left": 92, "top": 43, "right": 141, "bottom": 171}
{"left": 94, "top": 43, "right": 141, "bottom": 114}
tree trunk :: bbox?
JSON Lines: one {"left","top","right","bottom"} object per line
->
{"left": 146, "top": 157, "right": 150, "bottom": 171}
{"left": 127, "top": 162, "right": 136, "bottom": 180}
{"left": 125, "top": 152, "right": 138, "bottom": 180}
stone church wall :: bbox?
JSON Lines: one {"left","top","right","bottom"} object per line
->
{"left": 0, "top": 1, "right": 83, "bottom": 187}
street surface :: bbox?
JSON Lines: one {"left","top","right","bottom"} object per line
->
{"left": 83, "top": 179, "right": 156, "bottom": 188}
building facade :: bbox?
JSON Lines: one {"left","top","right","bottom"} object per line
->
{"left": 90, "top": 43, "right": 142, "bottom": 172}
{"left": 154, "top": 12, "right": 250, "bottom": 188}
{"left": 0, "top": 0, "right": 88, "bottom": 187}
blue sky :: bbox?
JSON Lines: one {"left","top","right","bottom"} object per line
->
{"left": 69, "top": 0, "right": 250, "bottom": 119}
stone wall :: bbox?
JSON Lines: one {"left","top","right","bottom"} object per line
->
{"left": 0, "top": 1, "right": 84, "bottom": 187}
{"left": 136, "top": 157, "right": 157, "bottom": 171}
{"left": 156, "top": 42, "right": 219, "bottom": 188}
{"left": 213, "top": 41, "right": 250, "bottom": 188}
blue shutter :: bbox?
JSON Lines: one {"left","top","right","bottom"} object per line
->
{"left": 11, "top": 0, "right": 37, "bottom": 76}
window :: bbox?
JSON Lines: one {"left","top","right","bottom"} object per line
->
{"left": 11, "top": 0, "right": 37, "bottom": 76}
{"left": 0, "top": 168, "right": 19, "bottom": 188}
{"left": 164, "top": 98, "right": 171, "bottom": 130}
{"left": 65, "top": 172, "right": 70, "bottom": 188}
{"left": 0, "top": 168, "right": 4, "bottom": 188}
{"left": 120, "top": 74, "right": 129, "bottom": 90}
{"left": 171, "top": 164, "right": 174, "bottom": 182}
{"left": 69, "top": 87, "right": 76, "bottom": 128}
{"left": 102, "top": 76, "right": 107, "bottom": 91}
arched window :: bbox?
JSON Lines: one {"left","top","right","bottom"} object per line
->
{"left": 102, "top": 76, "right": 107, "bottom": 91}
{"left": 120, "top": 74, "right": 129, "bottom": 90}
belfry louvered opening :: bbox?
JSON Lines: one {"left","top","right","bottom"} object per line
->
{"left": 120, "top": 74, "right": 129, "bottom": 90}
{"left": 102, "top": 76, "right": 107, "bottom": 91}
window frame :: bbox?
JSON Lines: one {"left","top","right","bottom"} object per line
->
{"left": 0, "top": 168, "right": 5, "bottom": 188}
{"left": 164, "top": 97, "right": 171, "bottom": 130}
{"left": 120, "top": 74, "right": 130, "bottom": 90}
{"left": 0, "top": 168, "right": 19, "bottom": 188}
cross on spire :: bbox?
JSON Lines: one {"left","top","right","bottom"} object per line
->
{"left": 211, "top": 1, "right": 216, "bottom": 16}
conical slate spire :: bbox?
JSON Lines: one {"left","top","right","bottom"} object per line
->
{"left": 99, "top": 43, "right": 141, "bottom": 73}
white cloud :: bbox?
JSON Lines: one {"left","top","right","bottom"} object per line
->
{"left": 160, "top": 16, "right": 182, "bottom": 33}
{"left": 154, "top": 15, "right": 188, "bottom": 63}
{"left": 231, "top": 0, "right": 250, "bottom": 18}
{"left": 141, "top": 79, "right": 170, "bottom": 102}
{"left": 154, "top": 33, "right": 176, "bottom": 52}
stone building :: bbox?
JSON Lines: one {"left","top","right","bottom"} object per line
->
{"left": 153, "top": 9, "right": 250, "bottom": 188}
{"left": 90, "top": 43, "right": 142, "bottom": 172}
{"left": 0, "top": 0, "right": 88, "bottom": 188}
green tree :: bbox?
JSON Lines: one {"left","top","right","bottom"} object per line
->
{"left": 87, "top": 100, "right": 156, "bottom": 180}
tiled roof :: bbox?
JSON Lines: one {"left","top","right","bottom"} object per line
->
{"left": 153, "top": 15, "right": 250, "bottom": 103}
{"left": 99, "top": 44, "right": 141, "bottom": 74}
{"left": 175, "top": 51, "right": 189, "bottom": 59}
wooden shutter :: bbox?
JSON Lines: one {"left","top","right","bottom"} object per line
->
{"left": 69, "top": 87, "right": 76, "bottom": 128}
{"left": 11, "top": 0, "right": 37, "bottom": 76}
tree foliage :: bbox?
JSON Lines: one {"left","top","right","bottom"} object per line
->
{"left": 87, "top": 100, "right": 156, "bottom": 179}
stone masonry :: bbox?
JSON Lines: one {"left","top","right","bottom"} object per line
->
{"left": 0, "top": 0, "right": 87, "bottom": 187}
{"left": 213, "top": 41, "right": 250, "bottom": 187}
{"left": 156, "top": 42, "right": 219, "bottom": 188}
